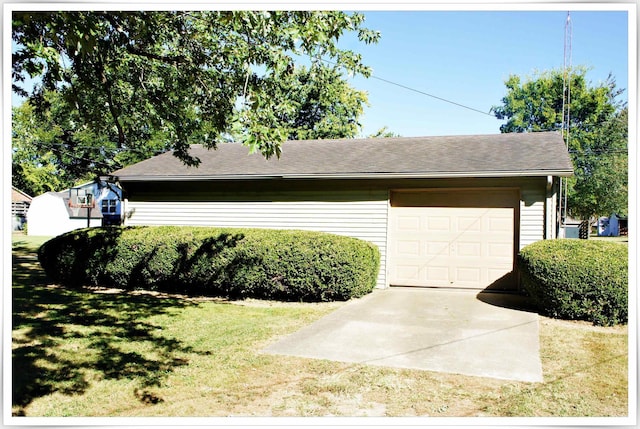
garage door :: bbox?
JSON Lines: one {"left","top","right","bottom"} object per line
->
{"left": 388, "top": 189, "right": 519, "bottom": 290}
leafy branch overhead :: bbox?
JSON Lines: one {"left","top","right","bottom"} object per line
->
{"left": 12, "top": 11, "right": 380, "bottom": 171}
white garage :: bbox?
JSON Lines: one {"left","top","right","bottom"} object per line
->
{"left": 388, "top": 189, "right": 519, "bottom": 290}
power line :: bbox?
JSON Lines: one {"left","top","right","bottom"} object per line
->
{"left": 317, "top": 57, "right": 494, "bottom": 117}
{"left": 369, "top": 74, "right": 494, "bottom": 117}
{"left": 40, "top": 141, "right": 164, "bottom": 154}
{"left": 568, "top": 149, "right": 628, "bottom": 154}
{"left": 16, "top": 141, "right": 163, "bottom": 172}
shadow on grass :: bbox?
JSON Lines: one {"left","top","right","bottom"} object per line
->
{"left": 12, "top": 247, "right": 204, "bottom": 416}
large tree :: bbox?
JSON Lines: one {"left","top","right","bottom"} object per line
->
{"left": 11, "top": 100, "right": 70, "bottom": 196}
{"left": 492, "top": 68, "right": 628, "bottom": 222}
{"left": 12, "top": 90, "right": 171, "bottom": 196}
{"left": 12, "top": 10, "right": 380, "bottom": 183}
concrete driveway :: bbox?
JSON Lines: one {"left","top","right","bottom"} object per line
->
{"left": 263, "top": 287, "right": 543, "bottom": 382}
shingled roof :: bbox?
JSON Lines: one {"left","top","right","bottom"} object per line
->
{"left": 113, "top": 131, "right": 573, "bottom": 181}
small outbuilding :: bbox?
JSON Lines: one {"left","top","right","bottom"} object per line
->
{"left": 27, "top": 180, "right": 123, "bottom": 236}
{"left": 112, "top": 132, "right": 573, "bottom": 291}
{"left": 598, "top": 213, "right": 623, "bottom": 237}
{"left": 11, "top": 187, "right": 32, "bottom": 231}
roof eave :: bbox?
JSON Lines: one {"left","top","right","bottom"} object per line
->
{"left": 116, "top": 169, "right": 574, "bottom": 182}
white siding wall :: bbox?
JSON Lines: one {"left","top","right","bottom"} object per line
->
{"left": 125, "top": 191, "right": 389, "bottom": 288}
{"left": 27, "top": 193, "right": 101, "bottom": 236}
{"left": 123, "top": 179, "right": 551, "bottom": 289}
{"left": 519, "top": 183, "right": 546, "bottom": 249}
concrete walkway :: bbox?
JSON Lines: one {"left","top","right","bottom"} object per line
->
{"left": 263, "top": 287, "right": 543, "bottom": 382}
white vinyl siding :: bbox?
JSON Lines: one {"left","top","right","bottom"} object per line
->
{"left": 122, "top": 178, "right": 552, "bottom": 291}
{"left": 520, "top": 183, "right": 546, "bottom": 249}
{"left": 125, "top": 191, "right": 389, "bottom": 288}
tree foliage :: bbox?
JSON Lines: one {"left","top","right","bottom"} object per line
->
{"left": 11, "top": 93, "right": 168, "bottom": 196}
{"left": 12, "top": 100, "right": 75, "bottom": 196}
{"left": 570, "top": 106, "right": 628, "bottom": 219}
{"left": 12, "top": 10, "right": 380, "bottom": 184}
{"left": 368, "top": 126, "right": 400, "bottom": 138}
{"left": 492, "top": 68, "right": 627, "bottom": 220}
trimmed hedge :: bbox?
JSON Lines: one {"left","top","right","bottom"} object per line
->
{"left": 37, "top": 226, "right": 380, "bottom": 302}
{"left": 517, "top": 239, "right": 628, "bottom": 326}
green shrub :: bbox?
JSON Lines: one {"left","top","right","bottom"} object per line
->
{"left": 517, "top": 239, "right": 628, "bottom": 326}
{"left": 37, "top": 226, "right": 126, "bottom": 288}
{"left": 38, "top": 226, "right": 380, "bottom": 302}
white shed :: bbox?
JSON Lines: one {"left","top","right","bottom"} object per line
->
{"left": 27, "top": 180, "right": 123, "bottom": 237}
{"left": 26, "top": 191, "right": 102, "bottom": 236}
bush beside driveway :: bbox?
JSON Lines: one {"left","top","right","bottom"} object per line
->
{"left": 518, "top": 239, "right": 628, "bottom": 326}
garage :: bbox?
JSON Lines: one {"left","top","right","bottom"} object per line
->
{"left": 388, "top": 189, "right": 520, "bottom": 290}
{"left": 115, "top": 132, "right": 574, "bottom": 289}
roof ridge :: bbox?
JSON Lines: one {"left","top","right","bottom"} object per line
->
{"left": 192, "top": 130, "right": 563, "bottom": 148}
{"left": 113, "top": 131, "right": 573, "bottom": 181}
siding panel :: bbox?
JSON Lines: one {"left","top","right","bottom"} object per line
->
{"left": 520, "top": 184, "right": 546, "bottom": 249}
{"left": 125, "top": 191, "right": 389, "bottom": 288}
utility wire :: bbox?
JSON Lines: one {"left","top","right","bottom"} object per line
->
{"left": 368, "top": 74, "right": 494, "bottom": 117}
{"left": 568, "top": 149, "right": 628, "bottom": 154}
{"left": 34, "top": 139, "right": 630, "bottom": 155}
{"left": 317, "top": 57, "right": 494, "bottom": 117}
{"left": 32, "top": 141, "right": 167, "bottom": 156}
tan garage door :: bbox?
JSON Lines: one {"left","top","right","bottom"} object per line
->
{"left": 388, "top": 189, "right": 519, "bottom": 290}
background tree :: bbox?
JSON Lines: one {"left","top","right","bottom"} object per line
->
{"left": 284, "top": 65, "right": 369, "bottom": 141}
{"left": 11, "top": 92, "right": 169, "bottom": 196}
{"left": 12, "top": 99, "right": 73, "bottom": 196}
{"left": 227, "top": 64, "right": 370, "bottom": 144}
{"left": 368, "top": 126, "right": 400, "bottom": 138}
{"left": 570, "top": 106, "right": 628, "bottom": 220}
{"left": 492, "top": 68, "right": 627, "bottom": 222}
{"left": 12, "top": 10, "right": 380, "bottom": 185}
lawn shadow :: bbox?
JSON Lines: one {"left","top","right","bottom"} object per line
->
{"left": 11, "top": 246, "right": 206, "bottom": 416}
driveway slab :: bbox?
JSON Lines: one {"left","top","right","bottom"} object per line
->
{"left": 263, "top": 287, "right": 543, "bottom": 382}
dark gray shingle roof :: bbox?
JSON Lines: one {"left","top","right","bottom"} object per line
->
{"left": 113, "top": 132, "right": 573, "bottom": 181}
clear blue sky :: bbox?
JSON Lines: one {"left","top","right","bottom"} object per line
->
{"left": 339, "top": 9, "right": 630, "bottom": 138}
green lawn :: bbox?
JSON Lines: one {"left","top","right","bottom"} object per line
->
{"left": 11, "top": 233, "right": 52, "bottom": 251}
{"left": 11, "top": 234, "right": 629, "bottom": 418}
{"left": 589, "top": 235, "right": 629, "bottom": 244}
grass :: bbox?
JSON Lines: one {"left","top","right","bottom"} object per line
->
{"left": 589, "top": 235, "right": 629, "bottom": 244}
{"left": 11, "top": 233, "right": 630, "bottom": 418}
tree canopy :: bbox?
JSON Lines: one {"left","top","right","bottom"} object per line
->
{"left": 492, "top": 68, "right": 628, "bottom": 221}
{"left": 12, "top": 100, "right": 70, "bottom": 196}
{"left": 12, "top": 10, "right": 380, "bottom": 189}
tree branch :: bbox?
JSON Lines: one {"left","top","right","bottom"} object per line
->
{"left": 126, "top": 45, "right": 186, "bottom": 65}
{"left": 105, "top": 82, "right": 126, "bottom": 148}
{"left": 101, "top": 13, "right": 186, "bottom": 65}
{"left": 93, "top": 55, "right": 126, "bottom": 147}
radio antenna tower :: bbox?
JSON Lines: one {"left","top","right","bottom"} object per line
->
{"left": 559, "top": 11, "right": 572, "bottom": 234}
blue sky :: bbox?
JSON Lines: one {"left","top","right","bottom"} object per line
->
{"left": 339, "top": 9, "right": 630, "bottom": 138}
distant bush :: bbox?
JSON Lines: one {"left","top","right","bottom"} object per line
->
{"left": 517, "top": 239, "right": 628, "bottom": 326}
{"left": 38, "top": 226, "right": 380, "bottom": 302}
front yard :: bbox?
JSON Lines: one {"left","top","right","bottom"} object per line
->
{"left": 11, "top": 234, "right": 630, "bottom": 418}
